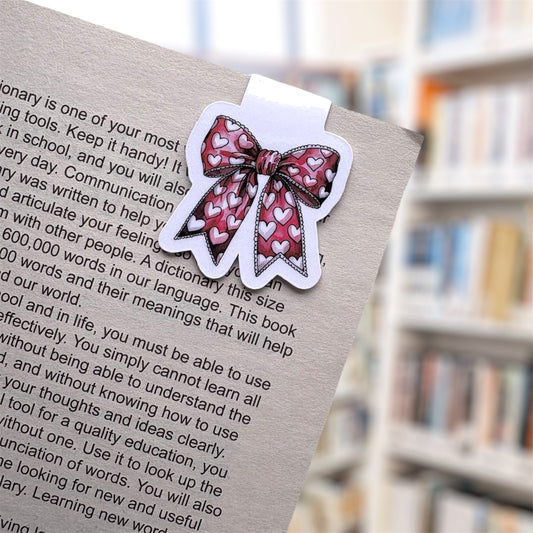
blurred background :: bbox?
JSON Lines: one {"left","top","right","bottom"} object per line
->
{"left": 30, "top": 1, "right": 533, "bottom": 531}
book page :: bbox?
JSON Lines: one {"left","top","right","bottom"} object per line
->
{"left": 0, "top": 1, "right": 422, "bottom": 532}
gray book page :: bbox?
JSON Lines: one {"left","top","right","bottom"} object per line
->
{"left": 0, "top": 1, "right": 422, "bottom": 532}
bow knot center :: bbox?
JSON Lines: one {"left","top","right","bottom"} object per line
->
{"left": 255, "top": 149, "right": 281, "bottom": 176}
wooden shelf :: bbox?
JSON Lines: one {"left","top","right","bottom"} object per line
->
{"left": 408, "top": 183, "right": 533, "bottom": 203}
{"left": 308, "top": 448, "right": 364, "bottom": 478}
{"left": 333, "top": 384, "right": 368, "bottom": 406}
{"left": 418, "top": 37, "right": 533, "bottom": 79}
{"left": 390, "top": 426, "right": 533, "bottom": 498}
{"left": 400, "top": 313, "right": 533, "bottom": 344}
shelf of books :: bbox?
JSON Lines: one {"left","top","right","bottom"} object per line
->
{"left": 382, "top": 472, "right": 533, "bottom": 533}
{"left": 288, "top": 286, "right": 382, "bottom": 533}
{"left": 380, "top": 0, "right": 533, "bottom": 531}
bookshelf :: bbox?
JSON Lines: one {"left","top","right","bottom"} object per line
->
{"left": 390, "top": 426, "right": 533, "bottom": 500}
{"left": 374, "top": 0, "right": 533, "bottom": 531}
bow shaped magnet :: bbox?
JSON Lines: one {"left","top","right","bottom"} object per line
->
{"left": 159, "top": 75, "right": 353, "bottom": 289}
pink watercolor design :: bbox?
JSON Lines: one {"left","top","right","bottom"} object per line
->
{"left": 174, "top": 115, "right": 340, "bottom": 276}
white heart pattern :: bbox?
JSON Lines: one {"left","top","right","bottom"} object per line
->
{"left": 288, "top": 224, "right": 301, "bottom": 242}
{"left": 204, "top": 202, "right": 221, "bottom": 219}
{"left": 238, "top": 134, "right": 254, "bottom": 150}
{"left": 226, "top": 214, "right": 241, "bottom": 231}
{"left": 247, "top": 184, "right": 257, "bottom": 197}
{"left": 304, "top": 175, "right": 317, "bottom": 187}
{"left": 325, "top": 169, "right": 336, "bottom": 182}
{"left": 321, "top": 148, "right": 333, "bottom": 158}
{"left": 225, "top": 119, "right": 241, "bottom": 132}
{"left": 272, "top": 240, "right": 290, "bottom": 254}
{"left": 212, "top": 132, "right": 229, "bottom": 149}
{"left": 287, "top": 166, "right": 300, "bottom": 176}
{"left": 229, "top": 156, "right": 245, "bottom": 165}
{"left": 207, "top": 154, "right": 222, "bottom": 167}
{"left": 318, "top": 186, "right": 329, "bottom": 199}
{"left": 273, "top": 207, "right": 293, "bottom": 225}
{"left": 285, "top": 191, "right": 295, "bottom": 206}
{"left": 258, "top": 221, "right": 276, "bottom": 240}
{"left": 263, "top": 193, "right": 275, "bottom": 209}
{"left": 232, "top": 171, "right": 247, "bottom": 182}
{"left": 306, "top": 157, "right": 324, "bottom": 171}
{"left": 228, "top": 192, "right": 242, "bottom": 208}
{"left": 292, "top": 149, "right": 306, "bottom": 159}
{"left": 187, "top": 215, "right": 205, "bottom": 232}
{"left": 257, "top": 254, "right": 270, "bottom": 270}
{"left": 210, "top": 227, "right": 229, "bottom": 245}
{"left": 214, "top": 183, "right": 226, "bottom": 196}
{"left": 289, "top": 256, "right": 303, "bottom": 269}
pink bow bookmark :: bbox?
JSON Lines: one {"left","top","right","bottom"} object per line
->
{"left": 159, "top": 75, "right": 353, "bottom": 289}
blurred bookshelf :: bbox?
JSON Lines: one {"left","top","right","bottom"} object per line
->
{"left": 292, "top": 0, "right": 533, "bottom": 532}
{"left": 376, "top": 0, "right": 533, "bottom": 532}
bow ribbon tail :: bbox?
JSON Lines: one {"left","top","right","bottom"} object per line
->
{"left": 175, "top": 168, "right": 258, "bottom": 265}
{"left": 255, "top": 178, "right": 306, "bottom": 275}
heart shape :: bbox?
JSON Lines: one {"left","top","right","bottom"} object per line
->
{"left": 272, "top": 240, "right": 290, "bottom": 254}
{"left": 304, "top": 175, "right": 317, "bottom": 187}
{"left": 318, "top": 186, "right": 329, "bottom": 199}
{"left": 247, "top": 184, "right": 258, "bottom": 198}
{"left": 232, "top": 170, "right": 247, "bottom": 182}
{"left": 325, "top": 169, "right": 336, "bottom": 182}
{"left": 204, "top": 201, "right": 221, "bottom": 219}
{"left": 226, "top": 214, "right": 241, "bottom": 231}
{"left": 187, "top": 215, "right": 205, "bottom": 232}
{"left": 273, "top": 180, "right": 283, "bottom": 192}
{"left": 285, "top": 191, "right": 295, "bottom": 206}
{"left": 257, "top": 254, "right": 270, "bottom": 270}
{"left": 229, "top": 156, "right": 245, "bottom": 165}
{"left": 306, "top": 156, "right": 324, "bottom": 171}
{"left": 288, "top": 224, "right": 301, "bottom": 242}
{"left": 321, "top": 148, "right": 333, "bottom": 158}
{"left": 273, "top": 207, "right": 293, "bottom": 225}
{"left": 289, "top": 256, "right": 303, "bottom": 269}
{"left": 263, "top": 192, "right": 275, "bottom": 210}
{"left": 212, "top": 132, "right": 229, "bottom": 149}
{"left": 238, "top": 134, "right": 254, "bottom": 150}
{"left": 207, "top": 154, "right": 222, "bottom": 167}
{"left": 292, "top": 149, "right": 306, "bottom": 159}
{"left": 209, "top": 227, "right": 229, "bottom": 245}
{"left": 287, "top": 166, "right": 300, "bottom": 176}
{"left": 225, "top": 119, "right": 241, "bottom": 132}
{"left": 228, "top": 192, "right": 242, "bottom": 208}
{"left": 258, "top": 220, "right": 276, "bottom": 240}
{"left": 214, "top": 183, "right": 227, "bottom": 196}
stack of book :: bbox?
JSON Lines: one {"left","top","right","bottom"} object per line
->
{"left": 394, "top": 348, "right": 533, "bottom": 458}
{"left": 423, "top": 0, "right": 533, "bottom": 47}
{"left": 386, "top": 476, "right": 533, "bottom": 533}
{"left": 419, "top": 79, "right": 533, "bottom": 189}
{"left": 315, "top": 400, "right": 368, "bottom": 459}
{"left": 358, "top": 60, "right": 403, "bottom": 124}
{"left": 405, "top": 214, "right": 532, "bottom": 323}
{"left": 435, "top": 489, "right": 533, "bottom": 533}
{"left": 288, "top": 476, "right": 364, "bottom": 533}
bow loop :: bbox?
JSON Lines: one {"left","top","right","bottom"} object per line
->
{"left": 278, "top": 147, "right": 339, "bottom": 208}
{"left": 202, "top": 116, "right": 259, "bottom": 176}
